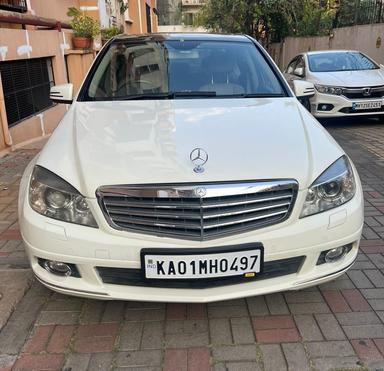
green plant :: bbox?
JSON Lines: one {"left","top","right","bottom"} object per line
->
{"left": 67, "top": 7, "right": 100, "bottom": 38}
{"left": 101, "top": 25, "right": 122, "bottom": 40}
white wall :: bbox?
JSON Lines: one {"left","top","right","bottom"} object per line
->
{"left": 269, "top": 23, "right": 384, "bottom": 70}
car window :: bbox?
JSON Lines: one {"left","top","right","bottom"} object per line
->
{"left": 308, "top": 52, "right": 379, "bottom": 72}
{"left": 81, "top": 40, "right": 286, "bottom": 100}
{"left": 286, "top": 57, "right": 298, "bottom": 74}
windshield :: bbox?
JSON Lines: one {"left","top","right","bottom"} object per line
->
{"left": 81, "top": 39, "right": 286, "bottom": 100}
{"left": 308, "top": 52, "right": 379, "bottom": 72}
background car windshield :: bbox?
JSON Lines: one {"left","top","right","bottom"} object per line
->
{"left": 308, "top": 52, "right": 379, "bottom": 72}
{"left": 85, "top": 40, "right": 285, "bottom": 99}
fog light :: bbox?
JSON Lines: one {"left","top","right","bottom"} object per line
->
{"left": 44, "top": 260, "right": 72, "bottom": 276}
{"left": 317, "top": 244, "right": 353, "bottom": 265}
{"left": 325, "top": 246, "right": 347, "bottom": 263}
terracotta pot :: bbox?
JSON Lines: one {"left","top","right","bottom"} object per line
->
{"left": 72, "top": 37, "right": 92, "bottom": 50}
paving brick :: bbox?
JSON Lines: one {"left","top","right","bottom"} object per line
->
{"left": 187, "top": 304, "right": 207, "bottom": 319}
{"left": 213, "top": 361, "right": 262, "bottom": 371}
{"left": 125, "top": 308, "right": 165, "bottom": 321}
{"left": 341, "top": 289, "right": 372, "bottom": 311}
{"left": 44, "top": 298, "right": 83, "bottom": 312}
{"left": 209, "top": 318, "right": 232, "bottom": 345}
{"left": 246, "top": 296, "right": 269, "bottom": 316}
{"left": 368, "top": 298, "right": 384, "bottom": 310}
{"left": 230, "top": 317, "right": 255, "bottom": 344}
{"left": 115, "top": 350, "right": 162, "bottom": 367}
{"left": 284, "top": 291, "right": 323, "bottom": 303}
{"left": 13, "top": 354, "right": 64, "bottom": 371}
{"left": 164, "top": 349, "right": 187, "bottom": 371}
{"left": 80, "top": 300, "right": 105, "bottom": 323}
{"left": 187, "top": 347, "right": 210, "bottom": 371}
{"left": 87, "top": 352, "right": 114, "bottom": 371}
{"left": 336, "top": 311, "right": 381, "bottom": 326}
{"left": 46, "top": 325, "right": 75, "bottom": 354}
{"left": 306, "top": 340, "right": 356, "bottom": 357}
{"left": 255, "top": 328, "right": 300, "bottom": 343}
{"left": 361, "top": 288, "right": 384, "bottom": 299}
{"left": 368, "top": 253, "right": 384, "bottom": 269}
{"left": 294, "top": 314, "right": 323, "bottom": 341}
{"left": 282, "top": 343, "right": 310, "bottom": 371}
{"left": 288, "top": 302, "right": 330, "bottom": 314}
{"left": 74, "top": 323, "right": 119, "bottom": 353}
{"left": 167, "top": 303, "right": 187, "bottom": 320}
{"left": 212, "top": 345, "right": 257, "bottom": 361}
{"left": 374, "top": 339, "right": 384, "bottom": 356}
{"left": 314, "top": 313, "right": 345, "bottom": 340}
{"left": 101, "top": 301, "right": 125, "bottom": 323}
{"left": 23, "top": 325, "right": 54, "bottom": 353}
{"left": 37, "top": 310, "right": 80, "bottom": 325}
{"left": 342, "top": 324, "right": 384, "bottom": 339}
{"left": 119, "top": 322, "right": 143, "bottom": 350}
{"left": 351, "top": 339, "right": 383, "bottom": 363}
{"left": 347, "top": 270, "right": 374, "bottom": 288}
{"left": 311, "top": 356, "right": 362, "bottom": 370}
{"left": 322, "top": 290, "right": 351, "bottom": 313}
{"left": 265, "top": 293, "right": 289, "bottom": 315}
{"left": 252, "top": 315, "right": 295, "bottom": 330}
{"left": 260, "top": 344, "right": 287, "bottom": 371}
{"left": 165, "top": 320, "right": 209, "bottom": 348}
{"left": 319, "top": 276, "right": 355, "bottom": 290}
{"left": 62, "top": 353, "right": 90, "bottom": 371}
{"left": 141, "top": 321, "right": 164, "bottom": 349}
{"left": 208, "top": 305, "right": 248, "bottom": 318}
{"left": 364, "top": 269, "right": 384, "bottom": 287}
{"left": 0, "top": 355, "right": 16, "bottom": 370}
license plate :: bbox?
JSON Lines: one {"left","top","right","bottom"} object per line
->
{"left": 142, "top": 246, "right": 263, "bottom": 279}
{"left": 352, "top": 101, "right": 382, "bottom": 110}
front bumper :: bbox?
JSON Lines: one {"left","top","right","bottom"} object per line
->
{"left": 20, "top": 183, "right": 364, "bottom": 302}
{"left": 311, "top": 92, "right": 384, "bottom": 118}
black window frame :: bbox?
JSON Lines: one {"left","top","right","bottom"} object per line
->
{"left": 0, "top": 57, "right": 55, "bottom": 127}
{"left": 0, "top": 0, "right": 27, "bottom": 13}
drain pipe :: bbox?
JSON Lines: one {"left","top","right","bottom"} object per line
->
{"left": 0, "top": 10, "right": 72, "bottom": 30}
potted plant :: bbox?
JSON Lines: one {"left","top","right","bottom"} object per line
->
{"left": 101, "top": 26, "right": 122, "bottom": 45}
{"left": 67, "top": 7, "right": 100, "bottom": 50}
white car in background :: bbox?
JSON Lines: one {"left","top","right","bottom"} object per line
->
{"left": 284, "top": 50, "right": 384, "bottom": 119}
{"left": 18, "top": 34, "right": 363, "bottom": 302}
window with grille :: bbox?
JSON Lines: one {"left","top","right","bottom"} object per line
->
{"left": 0, "top": 0, "right": 28, "bottom": 13}
{"left": 0, "top": 58, "right": 55, "bottom": 127}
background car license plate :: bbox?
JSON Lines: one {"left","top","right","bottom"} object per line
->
{"left": 352, "top": 101, "right": 382, "bottom": 110}
{"left": 143, "top": 248, "right": 263, "bottom": 279}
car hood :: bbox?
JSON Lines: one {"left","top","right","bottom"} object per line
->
{"left": 37, "top": 98, "right": 343, "bottom": 198}
{"left": 309, "top": 69, "right": 384, "bottom": 87}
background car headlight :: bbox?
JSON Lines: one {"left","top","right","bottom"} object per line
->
{"left": 300, "top": 156, "right": 356, "bottom": 218}
{"left": 29, "top": 166, "right": 98, "bottom": 227}
{"left": 315, "top": 84, "right": 343, "bottom": 95}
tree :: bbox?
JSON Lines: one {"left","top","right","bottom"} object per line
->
{"left": 197, "top": 0, "right": 339, "bottom": 43}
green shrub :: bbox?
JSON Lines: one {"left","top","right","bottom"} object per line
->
{"left": 67, "top": 7, "right": 100, "bottom": 38}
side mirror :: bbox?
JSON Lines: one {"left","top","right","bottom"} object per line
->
{"left": 293, "top": 80, "right": 315, "bottom": 98}
{"left": 50, "top": 84, "right": 73, "bottom": 104}
{"left": 293, "top": 67, "right": 305, "bottom": 77}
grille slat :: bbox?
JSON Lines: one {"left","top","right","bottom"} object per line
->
{"left": 98, "top": 181, "right": 298, "bottom": 241}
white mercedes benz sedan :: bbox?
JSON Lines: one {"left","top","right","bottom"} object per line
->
{"left": 19, "top": 34, "right": 363, "bottom": 302}
{"left": 284, "top": 50, "right": 384, "bottom": 119}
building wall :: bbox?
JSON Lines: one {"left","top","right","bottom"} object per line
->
{"left": 269, "top": 23, "right": 384, "bottom": 70}
{"left": 29, "top": 0, "right": 80, "bottom": 22}
{"left": 125, "top": 0, "right": 158, "bottom": 34}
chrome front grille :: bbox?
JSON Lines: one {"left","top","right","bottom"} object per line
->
{"left": 97, "top": 181, "right": 298, "bottom": 241}
{"left": 342, "top": 85, "right": 384, "bottom": 100}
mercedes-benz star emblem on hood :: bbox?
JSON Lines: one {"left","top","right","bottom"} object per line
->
{"left": 190, "top": 148, "right": 208, "bottom": 173}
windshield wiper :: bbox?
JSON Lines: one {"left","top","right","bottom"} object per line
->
{"left": 171, "top": 91, "right": 217, "bottom": 98}
{"left": 115, "top": 91, "right": 217, "bottom": 100}
{"left": 228, "top": 93, "right": 286, "bottom": 98}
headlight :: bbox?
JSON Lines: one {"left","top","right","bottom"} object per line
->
{"left": 29, "top": 166, "right": 98, "bottom": 228}
{"left": 300, "top": 156, "right": 356, "bottom": 218}
{"left": 315, "top": 84, "right": 343, "bottom": 95}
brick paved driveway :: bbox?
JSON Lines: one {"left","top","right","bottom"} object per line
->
{"left": 0, "top": 119, "right": 384, "bottom": 371}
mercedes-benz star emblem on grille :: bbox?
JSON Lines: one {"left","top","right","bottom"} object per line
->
{"left": 194, "top": 187, "right": 207, "bottom": 197}
{"left": 363, "top": 87, "right": 372, "bottom": 96}
{"left": 190, "top": 148, "right": 208, "bottom": 173}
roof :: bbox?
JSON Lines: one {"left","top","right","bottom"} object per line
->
{"left": 304, "top": 49, "right": 359, "bottom": 55}
{"left": 113, "top": 33, "right": 252, "bottom": 43}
